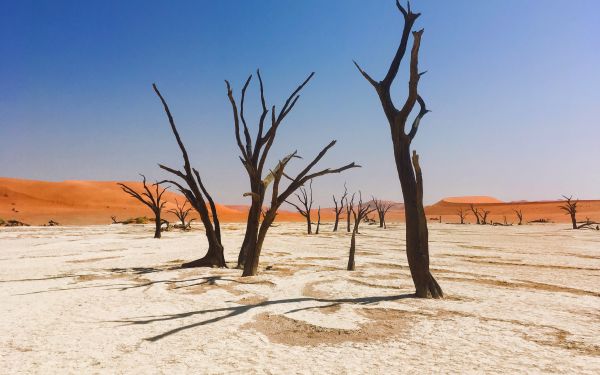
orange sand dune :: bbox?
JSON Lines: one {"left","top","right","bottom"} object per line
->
{"left": 0, "top": 177, "right": 302, "bottom": 225}
{"left": 440, "top": 196, "right": 504, "bottom": 204}
{"left": 426, "top": 198, "right": 600, "bottom": 224}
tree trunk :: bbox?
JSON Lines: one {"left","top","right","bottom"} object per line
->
{"left": 379, "top": 211, "right": 384, "bottom": 228}
{"left": 346, "top": 210, "right": 351, "bottom": 232}
{"left": 333, "top": 211, "right": 340, "bottom": 232}
{"left": 347, "top": 228, "right": 356, "bottom": 271}
{"left": 242, "top": 213, "right": 274, "bottom": 277}
{"left": 306, "top": 212, "right": 312, "bottom": 234}
{"left": 570, "top": 213, "right": 577, "bottom": 229}
{"left": 154, "top": 212, "right": 162, "bottom": 239}
{"left": 395, "top": 141, "right": 442, "bottom": 298}
{"left": 238, "top": 201, "right": 261, "bottom": 268}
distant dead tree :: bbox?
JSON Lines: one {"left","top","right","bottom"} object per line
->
{"left": 225, "top": 70, "right": 359, "bottom": 276}
{"left": 456, "top": 208, "right": 469, "bottom": 224}
{"left": 332, "top": 183, "right": 348, "bottom": 232}
{"left": 354, "top": 2, "right": 442, "bottom": 297}
{"left": 169, "top": 199, "right": 194, "bottom": 230}
{"left": 514, "top": 209, "right": 524, "bottom": 225}
{"left": 559, "top": 195, "right": 578, "bottom": 229}
{"left": 153, "top": 84, "right": 226, "bottom": 268}
{"left": 347, "top": 192, "right": 376, "bottom": 271}
{"left": 469, "top": 204, "right": 481, "bottom": 225}
{"left": 315, "top": 206, "right": 322, "bottom": 234}
{"left": 480, "top": 209, "right": 491, "bottom": 225}
{"left": 372, "top": 197, "right": 395, "bottom": 228}
{"left": 118, "top": 175, "right": 167, "bottom": 239}
{"left": 346, "top": 192, "right": 356, "bottom": 233}
{"left": 286, "top": 180, "right": 314, "bottom": 234}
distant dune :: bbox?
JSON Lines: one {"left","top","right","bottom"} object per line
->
{"left": 0, "top": 177, "right": 301, "bottom": 225}
{"left": 2, "top": 177, "right": 599, "bottom": 225}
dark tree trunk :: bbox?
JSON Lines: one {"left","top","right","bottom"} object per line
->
{"left": 347, "top": 229, "right": 356, "bottom": 271}
{"left": 315, "top": 207, "right": 321, "bottom": 234}
{"left": 154, "top": 212, "right": 162, "bottom": 239}
{"left": 346, "top": 208, "right": 351, "bottom": 232}
{"left": 570, "top": 213, "right": 577, "bottom": 229}
{"left": 306, "top": 212, "right": 312, "bottom": 234}
{"left": 333, "top": 212, "right": 340, "bottom": 232}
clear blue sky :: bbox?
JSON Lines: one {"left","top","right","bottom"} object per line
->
{"left": 1, "top": 0, "right": 599, "bottom": 205}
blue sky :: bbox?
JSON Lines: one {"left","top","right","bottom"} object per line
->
{"left": 1, "top": 0, "right": 599, "bottom": 205}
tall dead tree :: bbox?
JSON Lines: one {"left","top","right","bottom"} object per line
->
{"left": 169, "top": 199, "right": 194, "bottom": 230}
{"left": 347, "top": 192, "right": 376, "bottom": 271}
{"left": 226, "top": 70, "right": 359, "bottom": 276}
{"left": 514, "top": 209, "right": 524, "bottom": 225}
{"left": 469, "top": 204, "right": 481, "bottom": 225}
{"left": 332, "top": 183, "right": 348, "bottom": 232}
{"left": 559, "top": 195, "right": 578, "bottom": 229}
{"left": 456, "top": 208, "right": 469, "bottom": 224}
{"left": 286, "top": 180, "right": 314, "bottom": 234}
{"left": 118, "top": 175, "right": 167, "bottom": 239}
{"left": 354, "top": 1, "right": 442, "bottom": 297}
{"left": 372, "top": 197, "right": 395, "bottom": 228}
{"left": 153, "top": 84, "right": 226, "bottom": 268}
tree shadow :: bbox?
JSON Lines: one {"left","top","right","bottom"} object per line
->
{"left": 110, "top": 293, "right": 414, "bottom": 342}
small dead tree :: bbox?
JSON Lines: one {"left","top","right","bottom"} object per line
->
{"left": 169, "top": 199, "right": 194, "bottom": 230}
{"left": 354, "top": 1, "right": 442, "bottom": 297}
{"left": 372, "top": 197, "right": 395, "bottom": 228}
{"left": 559, "top": 195, "right": 578, "bottom": 229}
{"left": 347, "top": 192, "right": 376, "bottom": 271}
{"left": 118, "top": 175, "right": 167, "bottom": 239}
{"left": 514, "top": 209, "right": 524, "bottom": 225}
{"left": 332, "top": 183, "right": 348, "bottom": 232}
{"left": 153, "top": 84, "right": 226, "bottom": 268}
{"left": 226, "top": 70, "right": 359, "bottom": 276}
{"left": 456, "top": 208, "right": 469, "bottom": 224}
{"left": 286, "top": 180, "right": 313, "bottom": 234}
{"left": 480, "top": 209, "right": 491, "bottom": 225}
{"left": 469, "top": 204, "right": 481, "bottom": 225}
{"left": 315, "top": 206, "right": 321, "bottom": 234}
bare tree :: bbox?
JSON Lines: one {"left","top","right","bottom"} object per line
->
{"left": 372, "top": 197, "right": 395, "bottom": 228}
{"left": 469, "top": 204, "right": 481, "bottom": 225}
{"left": 559, "top": 195, "right": 578, "bottom": 229}
{"left": 153, "top": 84, "right": 226, "bottom": 268}
{"left": 286, "top": 180, "right": 313, "bottom": 234}
{"left": 456, "top": 208, "right": 469, "bottom": 224}
{"left": 354, "top": 1, "right": 442, "bottom": 297}
{"left": 332, "top": 183, "right": 348, "bottom": 232}
{"left": 514, "top": 209, "right": 524, "bottom": 225}
{"left": 315, "top": 206, "right": 321, "bottom": 234}
{"left": 225, "top": 70, "right": 359, "bottom": 276}
{"left": 118, "top": 175, "right": 167, "bottom": 239}
{"left": 480, "top": 209, "right": 491, "bottom": 225}
{"left": 169, "top": 199, "right": 194, "bottom": 230}
{"left": 347, "top": 192, "right": 376, "bottom": 271}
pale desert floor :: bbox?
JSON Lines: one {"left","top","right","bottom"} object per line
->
{"left": 1, "top": 223, "right": 599, "bottom": 374}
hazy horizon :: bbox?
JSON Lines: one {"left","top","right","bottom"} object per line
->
{"left": 2, "top": 0, "right": 599, "bottom": 206}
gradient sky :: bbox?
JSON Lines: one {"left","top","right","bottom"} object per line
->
{"left": 1, "top": 0, "right": 599, "bottom": 206}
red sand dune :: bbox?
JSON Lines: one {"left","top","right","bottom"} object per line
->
{"left": 0, "top": 177, "right": 301, "bottom": 225}
{"left": 2, "top": 177, "right": 599, "bottom": 226}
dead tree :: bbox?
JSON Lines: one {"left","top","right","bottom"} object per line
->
{"left": 480, "top": 209, "right": 491, "bottom": 225}
{"left": 118, "top": 175, "right": 167, "bottom": 239}
{"left": 286, "top": 180, "right": 314, "bottom": 234}
{"left": 456, "top": 208, "right": 469, "bottom": 224}
{"left": 372, "top": 197, "right": 395, "bottom": 228}
{"left": 169, "top": 199, "right": 194, "bottom": 230}
{"left": 470, "top": 204, "right": 481, "bottom": 225}
{"left": 226, "top": 70, "right": 359, "bottom": 275}
{"left": 315, "top": 206, "right": 321, "bottom": 234}
{"left": 332, "top": 183, "right": 348, "bottom": 232}
{"left": 514, "top": 209, "right": 524, "bottom": 225}
{"left": 347, "top": 192, "right": 376, "bottom": 271}
{"left": 153, "top": 84, "right": 226, "bottom": 268}
{"left": 346, "top": 193, "right": 355, "bottom": 233}
{"left": 559, "top": 195, "right": 578, "bottom": 229}
{"left": 354, "top": 1, "right": 442, "bottom": 297}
